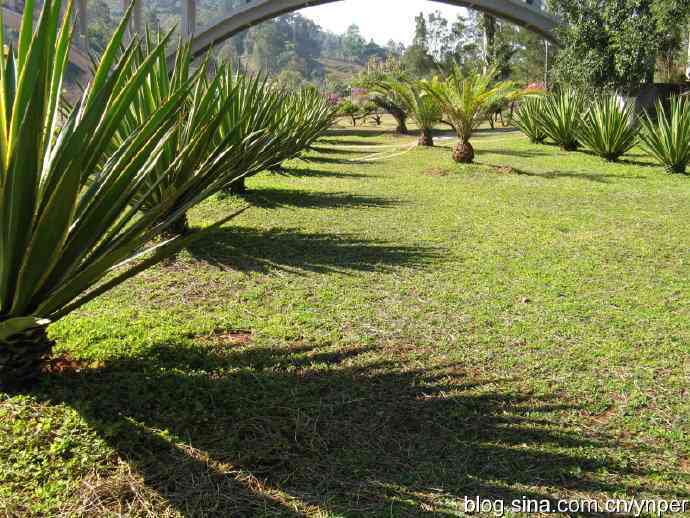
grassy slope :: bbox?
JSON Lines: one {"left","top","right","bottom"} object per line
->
{"left": 318, "top": 57, "right": 365, "bottom": 84}
{"left": 1, "top": 120, "right": 689, "bottom": 516}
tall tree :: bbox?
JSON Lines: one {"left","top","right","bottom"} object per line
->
{"left": 403, "top": 13, "right": 434, "bottom": 76}
{"left": 342, "top": 24, "right": 366, "bottom": 62}
{"left": 552, "top": 0, "right": 690, "bottom": 91}
{"left": 426, "top": 10, "right": 452, "bottom": 61}
{"left": 413, "top": 12, "right": 429, "bottom": 50}
{"left": 482, "top": 14, "right": 497, "bottom": 72}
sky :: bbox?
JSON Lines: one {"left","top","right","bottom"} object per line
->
{"left": 298, "top": 0, "right": 468, "bottom": 46}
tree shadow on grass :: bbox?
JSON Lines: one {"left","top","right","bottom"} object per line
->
{"left": 324, "top": 129, "right": 388, "bottom": 138}
{"left": 236, "top": 188, "right": 401, "bottom": 210}
{"left": 515, "top": 169, "right": 644, "bottom": 183}
{"left": 33, "top": 340, "right": 677, "bottom": 516}
{"left": 187, "top": 227, "right": 439, "bottom": 274}
{"left": 617, "top": 158, "right": 659, "bottom": 168}
{"left": 478, "top": 162, "right": 644, "bottom": 183}
{"left": 576, "top": 149, "right": 657, "bottom": 168}
{"left": 475, "top": 148, "right": 552, "bottom": 158}
{"left": 475, "top": 127, "right": 519, "bottom": 135}
{"left": 274, "top": 167, "right": 371, "bottom": 180}
{"left": 303, "top": 155, "right": 368, "bottom": 165}
{"left": 406, "top": 128, "right": 455, "bottom": 138}
{"left": 309, "top": 145, "right": 371, "bottom": 155}
{"left": 318, "top": 138, "right": 388, "bottom": 146}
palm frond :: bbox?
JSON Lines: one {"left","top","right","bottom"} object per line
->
{"left": 422, "top": 66, "right": 517, "bottom": 142}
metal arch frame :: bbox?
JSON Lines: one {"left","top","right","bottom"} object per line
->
{"left": 184, "top": 0, "right": 559, "bottom": 61}
{"left": 2, "top": 0, "right": 558, "bottom": 75}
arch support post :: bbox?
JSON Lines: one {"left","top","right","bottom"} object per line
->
{"left": 122, "top": 0, "right": 144, "bottom": 41}
{"left": 76, "top": 0, "right": 88, "bottom": 50}
{"left": 182, "top": 0, "right": 196, "bottom": 40}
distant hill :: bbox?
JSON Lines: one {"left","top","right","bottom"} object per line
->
{"left": 318, "top": 57, "right": 366, "bottom": 84}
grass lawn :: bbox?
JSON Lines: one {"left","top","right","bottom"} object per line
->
{"left": 1, "top": 118, "right": 689, "bottom": 516}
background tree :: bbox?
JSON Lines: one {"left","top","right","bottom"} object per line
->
{"left": 403, "top": 13, "right": 435, "bottom": 77}
{"left": 551, "top": 0, "right": 690, "bottom": 91}
{"left": 426, "top": 10, "right": 452, "bottom": 62}
{"left": 342, "top": 24, "right": 366, "bottom": 63}
{"left": 482, "top": 14, "right": 497, "bottom": 72}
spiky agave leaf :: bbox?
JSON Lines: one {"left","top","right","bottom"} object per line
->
{"left": 579, "top": 95, "right": 638, "bottom": 162}
{"left": 639, "top": 97, "right": 690, "bottom": 174}
{"left": 218, "top": 77, "right": 337, "bottom": 193}
{"left": 274, "top": 86, "right": 339, "bottom": 162}
{"left": 215, "top": 69, "right": 287, "bottom": 193}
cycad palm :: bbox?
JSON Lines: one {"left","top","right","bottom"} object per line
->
{"left": 371, "top": 79, "right": 441, "bottom": 146}
{"left": 423, "top": 66, "right": 517, "bottom": 163}
{"left": 357, "top": 73, "right": 410, "bottom": 134}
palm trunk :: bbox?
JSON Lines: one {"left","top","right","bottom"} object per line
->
{"left": 163, "top": 213, "right": 190, "bottom": 238}
{"left": 453, "top": 140, "right": 475, "bottom": 163}
{"left": 226, "top": 176, "right": 247, "bottom": 195}
{"left": 0, "top": 325, "right": 54, "bottom": 390}
{"left": 418, "top": 128, "right": 434, "bottom": 147}
{"left": 388, "top": 107, "right": 408, "bottom": 134}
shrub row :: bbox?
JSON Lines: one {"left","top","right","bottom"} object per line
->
{"left": 514, "top": 90, "right": 690, "bottom": 174}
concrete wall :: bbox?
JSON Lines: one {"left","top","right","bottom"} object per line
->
{"left": 621, "top": 83, "right": 690, "bottom": 114}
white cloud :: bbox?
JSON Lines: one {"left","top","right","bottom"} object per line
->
{"left": 298, "top": 0, "right": 468, "bottom": 46}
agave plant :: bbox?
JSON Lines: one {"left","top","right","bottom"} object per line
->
{"left": 0, "top": 1, "right": 272, "bottom": 389}
{"left": 640, "top": 97, "right": 690, "bottom": 174}
{"left": 275, "top": 87, "right": 339, "bottom": 163}
{"left": 514, "top": 97, "right": 548, "bottom": 144}
{"left": 578, "top": 95, "right": 638, "bottom": 162}
{"left": 223, "top": 83, "right": 338, "bottom": 194}
{"left": 422, "top": 66, "right": 517, "bottom": 163}
{"left": 539, "top": 89, "right": 585, "bottom": 151}
{"left": 111, "top": 36, "right": 277, "bottom": 236}
{"left": 370, "top": 79, "right": 441, "bottom": 146}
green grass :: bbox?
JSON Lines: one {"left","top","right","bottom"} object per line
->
{"left": 1, "top": 119, "right": 689, "bottom": 516}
